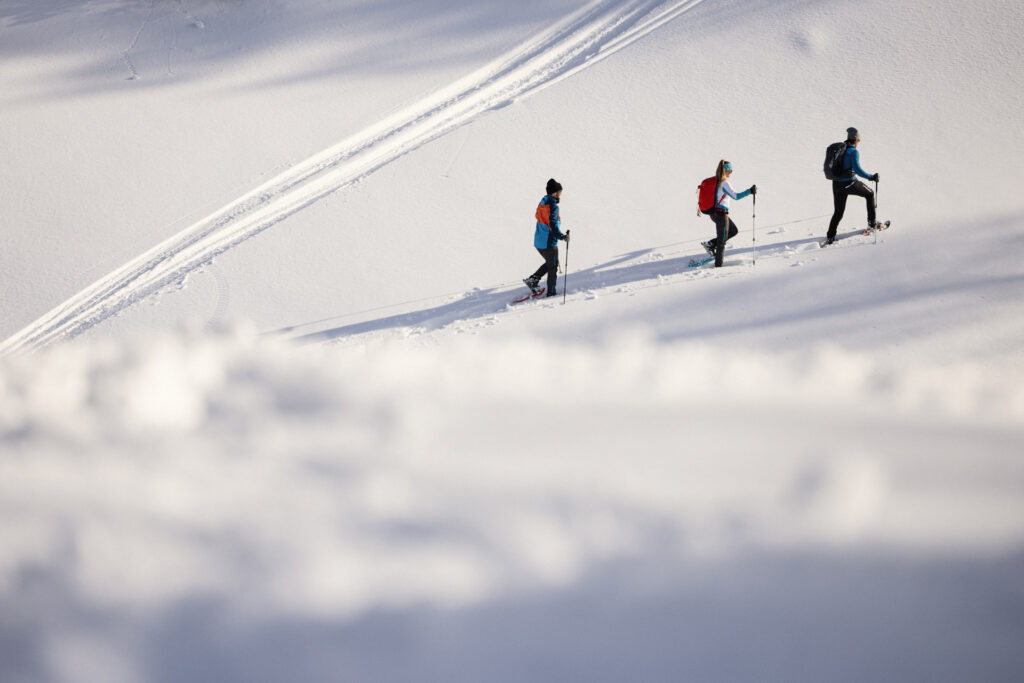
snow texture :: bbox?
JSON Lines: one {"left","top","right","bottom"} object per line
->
{"left": 2, "top": 0, "right": 1023, "bottom": 681}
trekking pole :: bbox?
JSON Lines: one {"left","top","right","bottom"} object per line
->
{"left": 752, "top": 192, "right": 757, "bottom": 266}
{"left": 562, "top": 230, "right": 571, "bottom": 305}
{"left": 874, "top": 179, "right": 879, "bottom": 245}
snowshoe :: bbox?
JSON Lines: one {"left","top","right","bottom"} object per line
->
{"left": 523, "top": 277, "right": 543, "bottom": 295}
{"left": 512, "top": 286, "right": 546, "bottom": 304}
{"left": 862, "top": 219, "right": 891, "bottom": 235}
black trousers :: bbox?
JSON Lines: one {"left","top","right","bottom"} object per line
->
{"left": 707, "top": 211, "right": 738, "bottom": 267}
{"left": 531, "top": 247, "right": 559, "bottom": 294}
{"left": 828, "top": 180, "right": 876, "bottom": 239}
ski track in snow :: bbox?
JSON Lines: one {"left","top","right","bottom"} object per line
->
{"left": 0, "top": 0, "right": 707, "bottom": 355}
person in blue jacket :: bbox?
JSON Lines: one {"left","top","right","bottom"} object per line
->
{"left": 825, "top": 127, "right": 880, "bottom": 245}
{"left": 523, "top": 178, "right": 569, "bottom": 297}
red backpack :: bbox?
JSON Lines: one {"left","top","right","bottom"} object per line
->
{"left": 696, "top": 176, "right": 723, "bottom": 215}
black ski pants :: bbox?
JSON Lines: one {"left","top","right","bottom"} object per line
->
{"left": 828, "top": 179, "right": 876, "bottom": 240}
{"left": 531, "top": 247, "right": 559, "bottom": 294}
{"left": 707, "top": 210, "right": 739, "bottom": 267}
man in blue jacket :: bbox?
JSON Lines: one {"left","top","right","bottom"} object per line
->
{"left": 825, "top": 127, "right": 880, "bottom": 245}
{"left": 524, "top": 178, "right": 569, "bottom": 297}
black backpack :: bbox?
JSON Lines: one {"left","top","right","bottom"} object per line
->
{"left": 823, "top": 141, "right": 848, "bottom": 180}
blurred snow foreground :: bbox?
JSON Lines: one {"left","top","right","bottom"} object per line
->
{"left": 1, "top": 324, "right": 1023, "bottom": 681}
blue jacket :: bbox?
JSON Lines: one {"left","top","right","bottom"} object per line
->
{"left": 534, "top": 195, "right": 566, "bottom": 249}
{"left": 834, "top": 146, "right": 872, "bottom": 182}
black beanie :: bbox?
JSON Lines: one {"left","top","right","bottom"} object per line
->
{"left": 846, "top": 127, "right": 860, "bottom": 142}
{"left": 546, "top": 178, "right": 563, "bottom": 195}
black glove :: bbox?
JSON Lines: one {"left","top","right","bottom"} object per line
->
{"left": 870, "top": 173, "right": 880, "bottom": 182}
{"left": 563, "top": 230, "right": 571, "bottom": 242}
{"left": 750, "top": 185, "right": 757, "bottom": 196}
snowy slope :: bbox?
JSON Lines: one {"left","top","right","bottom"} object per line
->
{"left": 0, "top": 0, "right": 589, "bottom": 341}
{"left": 2, "top": 0, "right": 715, "bottom": 352}
{"left": 2, "top": 1, "right": 1024, "bottom": 682}
{"left": 3, "top": 0, "right": 1024, "bottom": 350}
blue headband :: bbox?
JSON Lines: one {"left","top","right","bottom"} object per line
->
{"left": 724, "top": 162, "right": 733, "bottom": 171}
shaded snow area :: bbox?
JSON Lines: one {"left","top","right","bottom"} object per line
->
{"left": 2, "top": 326, "right": 1023, "bottom": 682}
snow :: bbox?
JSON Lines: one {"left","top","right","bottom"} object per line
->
{"left": 2, "top": 0, "right": 1024, "bottom": 681}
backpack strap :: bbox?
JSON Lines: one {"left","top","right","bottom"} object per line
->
{"left": 840, "top": 144, "right": 853, "bottom": 177}
{"left": 712, "top": 181, "right": 727, "bottom": 211}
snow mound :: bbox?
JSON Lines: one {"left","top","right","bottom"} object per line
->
{"left": 3, "top": 324, "right": 1023, "bottom": 680}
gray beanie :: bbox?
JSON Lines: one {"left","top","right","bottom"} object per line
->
{"left": 846, "top": 127, "right": 860, "bottom": 142}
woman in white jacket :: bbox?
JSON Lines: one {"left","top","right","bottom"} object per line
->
{"left": 702, "top": 160, "right": 756, "bottom": 267}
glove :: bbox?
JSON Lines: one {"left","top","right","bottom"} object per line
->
{"left": 870, "top": 173, "right": 880, "bottom": 182}
{"left": 750, "top": 185, "right": 757, "bottom": 195}
{"left": 563, "top": 230, "right": 571, "bottom": 242}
